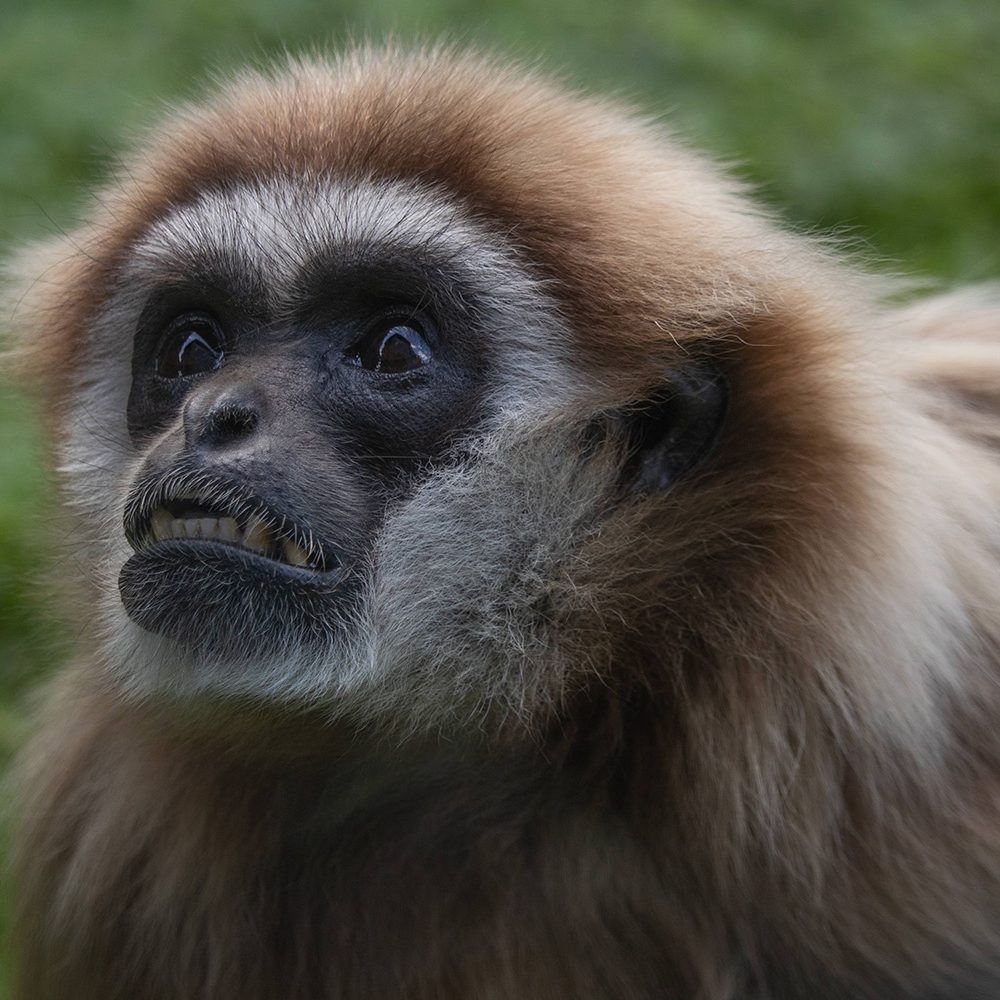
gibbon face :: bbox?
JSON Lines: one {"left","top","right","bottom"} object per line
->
{"left": 80, "top": 172, "right": 728, "bottom": 717}
{"left": 116, "top": 180, "right": 567, "bottom": 661}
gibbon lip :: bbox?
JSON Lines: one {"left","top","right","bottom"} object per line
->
{"left": 124, "top": 478, "right": 339, "bottom": 575}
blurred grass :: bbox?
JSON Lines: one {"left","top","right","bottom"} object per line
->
{"left": 0, "top": 0, "right": 998, "bottom": 993}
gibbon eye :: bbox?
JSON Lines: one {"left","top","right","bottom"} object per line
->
{"left": 351, "top": 319, "right": 433, "bottom": 374}
{"left": 156, "top": 313, "right": 225, "bottom": 379}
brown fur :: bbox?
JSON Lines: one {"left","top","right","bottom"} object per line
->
{"left": 6, "top": 47, "right": 1000, "bottom": 999}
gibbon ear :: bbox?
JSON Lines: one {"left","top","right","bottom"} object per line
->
{"left": 619, "top": 360, "right": 729, "bottom": 493}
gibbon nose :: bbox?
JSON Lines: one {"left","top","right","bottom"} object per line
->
{"left": 183, "top": 382, "right": 269, "bottom": 452}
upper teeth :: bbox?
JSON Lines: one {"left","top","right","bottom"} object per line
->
{"left": 147, "top": 508, "right": 313, "bottom": 567}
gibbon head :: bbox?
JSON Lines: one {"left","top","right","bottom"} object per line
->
{"left": 9, "top": 48, "right": 903, "bottom": 738}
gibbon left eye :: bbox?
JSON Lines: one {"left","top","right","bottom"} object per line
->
{"left": 350, "top": 319, "right": 433, "bottom": 374}
{"left": 156, "top": 313, "right": 225, "bottom": 379}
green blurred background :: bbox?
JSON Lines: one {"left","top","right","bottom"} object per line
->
{"left": 0, "top": 0, "right": 998, "bottom": 991}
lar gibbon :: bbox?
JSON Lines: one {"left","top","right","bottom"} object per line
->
{"left": 5, "top": 47, "right": 1000, "bottom": 1000}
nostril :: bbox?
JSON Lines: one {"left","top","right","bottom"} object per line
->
{"left": 183, "top": 382, "right": 269, "bottom": 451}
{"left": 207, "top": 404, "right": 258, "bottom": 443}
{"left": 196, "top": 398, "right": 261, "bottom": 449}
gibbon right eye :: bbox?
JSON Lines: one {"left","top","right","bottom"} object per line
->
{"left": 156, "top": 313, "right": 225, "bottom": 379}
{"left": 348, "top": 317, "right": 433, "bottom": 374}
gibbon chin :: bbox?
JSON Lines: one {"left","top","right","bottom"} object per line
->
{"left": 4, "top": 46, "right": 1000, "bottom": 1000}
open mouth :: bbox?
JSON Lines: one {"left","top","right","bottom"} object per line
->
{"left": 125, "top": 479, "right": 337, "bottom": 574}
{"left": 120, "top": 472, "right": 354, "bottom": 653}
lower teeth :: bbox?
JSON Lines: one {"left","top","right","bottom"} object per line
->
{"left": 145, "top": 508, "right": 313, "bottom": 567}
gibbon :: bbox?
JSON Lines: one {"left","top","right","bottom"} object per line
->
{"left": 5, "top": 47, "right": 1000, "bottom": 1000}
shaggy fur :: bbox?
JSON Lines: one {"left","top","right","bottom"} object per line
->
{"left": 5, "top": 47, "right": 1000, "bottom": 999}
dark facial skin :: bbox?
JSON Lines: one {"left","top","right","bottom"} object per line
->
{"left": 120, "top": 256, "right": 489, "bottom": 659}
